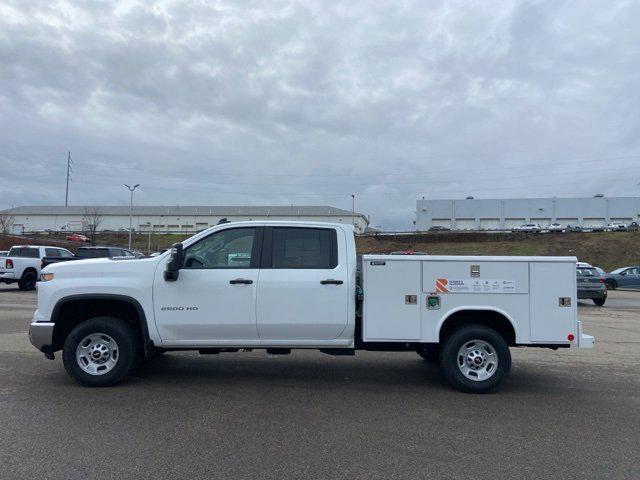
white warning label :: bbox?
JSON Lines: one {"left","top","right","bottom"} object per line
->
{"left": 435, "top": 278, "right": 516, "bottom": 294}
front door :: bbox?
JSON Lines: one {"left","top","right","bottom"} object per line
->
{"left": 256, "top": 227, "right": 349, "bottom": 341}
{"left": 153, "top": 227, "right": 262, "bottom": 344}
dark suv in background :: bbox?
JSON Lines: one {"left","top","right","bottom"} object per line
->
{"left": 577, "top": 266, "right": 607, "bottom": 306}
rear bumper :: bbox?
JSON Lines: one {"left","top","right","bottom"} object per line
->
{"left": 577, "top": 289, "right": 607, "bottom": 300}
{"left": 29, "top": 310, "right": 55, "bottom": 353}
{"left": 577, "top": 321, "right": 595, "bottom": 349}
{"left": 0, "top": 271, "right": 17, "bottom": 281}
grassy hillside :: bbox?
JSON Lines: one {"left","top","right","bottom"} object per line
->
{"left": 3, "top": 230, "right": 638, "bottom": 272}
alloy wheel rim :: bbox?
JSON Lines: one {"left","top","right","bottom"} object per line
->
{"left": 76, "top": 333, "right": 119, "bottom": 375}
{"left": 457, "top": 339, "right": 498, "bottom": 381}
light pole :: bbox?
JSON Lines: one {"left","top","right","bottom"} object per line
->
{"left": 124, "top": 184, "right": 140, "bottom": 250}
{"left": 351, "top": 194, "right": 355, "bottom": 230}
{"left": 146, "top": 222, "right": 152, "bottom": 254}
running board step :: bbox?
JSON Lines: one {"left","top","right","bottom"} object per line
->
{"left": 320, "top": 348, "right": 355, "bottom": 356}
{"left": 266, "top": 348, "right": 291, "bottom": 355}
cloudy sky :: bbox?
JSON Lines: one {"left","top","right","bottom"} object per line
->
{"left": 1, "top": 0, "right": 639, "bottom": 229}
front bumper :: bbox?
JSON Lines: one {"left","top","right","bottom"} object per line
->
{"left": 29, "top": 309, "right": 55, "bottom": 353}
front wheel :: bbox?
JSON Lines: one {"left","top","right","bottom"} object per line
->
{"left": 439, "top": 325, "right": 511, "bottom": 393}
{"left": 593, "top": 298, "right": 606, "bottom": 306}
{"left": 62, "top": 317, "right": 140, "bottom": 387}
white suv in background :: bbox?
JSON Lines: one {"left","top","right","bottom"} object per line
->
{"left": 513, "top": 223, "right": 542, "bottom": 233}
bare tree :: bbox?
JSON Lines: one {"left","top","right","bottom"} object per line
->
{"left": 0, "top": 210, "right": 15, "bottom": 235}
{"left": 82, "top": 208, "right": 103, "bottom": 244}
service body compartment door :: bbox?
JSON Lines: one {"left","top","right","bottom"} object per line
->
{"left": 362, "top": 260, "right": 421, "bottom": 341}
{"left": 529, "top": 262, "right": 576, "bottom": 342}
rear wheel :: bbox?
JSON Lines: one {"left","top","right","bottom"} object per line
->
{"left": 605, "top": 279, "right": 617, "bottom": 290}
{"left": 593, "top": 298, "right": 606, "bottom": 306}
{"left": 439, "top": 325, "right": 511, "bottom": 393}
{"left": 18, "top": 271, "right": 37, "bottom": 290}
{"left": 62, "top": 317, "right": 140, "bottom": 387}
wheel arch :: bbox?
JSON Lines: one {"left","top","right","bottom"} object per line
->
{"left": 437, "top": 307, "right": 518, "bottom": 346}
{"left": 51, "top": 294, "right": 154, "bottom": 356}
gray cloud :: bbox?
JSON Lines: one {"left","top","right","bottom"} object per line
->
{"left": 1, "top": 0, "right": 639, "bottom": 229}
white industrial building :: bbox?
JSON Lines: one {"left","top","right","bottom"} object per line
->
{"left": 416, "top": 196, "right": 640, "bottom": 231}
{"left": 3, "top": 205, "right": 370, "bottom": 234}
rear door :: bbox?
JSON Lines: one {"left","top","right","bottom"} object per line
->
{"left": 256, "top": 226, "right": 349, "bottom": 341}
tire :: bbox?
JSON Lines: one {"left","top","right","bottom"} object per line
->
{"left": 18, "top": 270, "right": 37, "bottom": 291}
{"left": 593, "top": 298, "right": 606, "bottom": 306}
{"left": 416, "top": 345, "right": 440, "bottom": 364}
{"left": 62, "top": 317, "right": 140, "bottom": 387}
{"left": 605, "top": 279, "right": 617, "bottom": 290}
{"left": 439, "top": 325, "right": 511, "bottom": 393}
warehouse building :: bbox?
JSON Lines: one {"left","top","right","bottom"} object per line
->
{"left": 416, "top": 196, "right": 640, "bottom": 231}
{"left": 3, "top": 205, "right": 370, "bottom": 234}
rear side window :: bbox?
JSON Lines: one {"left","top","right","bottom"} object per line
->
{"left": 9, "top": 247, "right": 39, "bottom": 258}
{"left": 59, "top": 249, "right": 74, "bottom": 258}
{"left": 271, "top": 228, "right": 337, "bottom": 269}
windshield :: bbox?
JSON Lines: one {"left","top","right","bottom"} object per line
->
{"left": 577, "top": 268, "right": 597, "bottom": 276}
{"left": 610, "top": 267, "right": 627, "bottom": 274}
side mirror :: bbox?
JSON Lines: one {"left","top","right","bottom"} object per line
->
{"left": 164, "top": 243, "right": 183, "bottom": 281}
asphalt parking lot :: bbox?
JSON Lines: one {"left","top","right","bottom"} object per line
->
{"left": 0, "top": 285, "right": 638, "bottom": 479}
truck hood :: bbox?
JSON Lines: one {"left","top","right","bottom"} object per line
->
{"left": 46, "top": 256, "right": 159, "bottom": 275}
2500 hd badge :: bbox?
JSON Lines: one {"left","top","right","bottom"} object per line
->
{"left": 160, "top": 306, "right": 199, "bottom": 311}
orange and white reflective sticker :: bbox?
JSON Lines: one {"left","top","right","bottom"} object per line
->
{"left": 435, "top": 278, "right": 449, "bottom": 293}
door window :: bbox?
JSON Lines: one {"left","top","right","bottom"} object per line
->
{"left": 183, "top": 228, "right": 257, "bottom": 269}
{"left": 59, "top": 249, "right": 74, "bottom": 258}
{"left": 271, "top": 228, "right": 337, "bottom": 269}
{"left": 45, "top": 248, "right": 60, "bottom": 257}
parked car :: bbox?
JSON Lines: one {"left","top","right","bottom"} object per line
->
{"left": 0, "top": 245, "right": 73, "bottom": 290}
{"left": 589, "top": 224, "right": 606, "bottom": 232}
{"left": 512, "top": 223, "right": 542, "bottom": 233}
{"left": 428, "top": 226, "right": 450, "bottom": 232}
{"left": 576, "top": 267, "right": 607, "bottom": 306}
{"left": 606, "top": 222, "right": 628, "bottom": 232}
{"left": 567, "top": 224, "right": 583, "bottom": 232}
{"left": 547, "top": 223, "right": 565, "bottom": 233}
{"left": 66, "top": 234, "right": 90, "bottom": 242}
{"left": 41, "top": 246, "right": 138, "bottom": 269}
{"left": 628, "top": 222, "right": 639, "bottom": 231}
{"left": 604, "top": 266, "right": 640, "bottom": 290}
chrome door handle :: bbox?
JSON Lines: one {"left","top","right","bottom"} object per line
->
{"left": 230, "top": 279, "right": 253, "bottom": 285}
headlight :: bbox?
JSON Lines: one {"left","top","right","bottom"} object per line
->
{"left": 40, "top": 273, "right": 54, "bottom": 282}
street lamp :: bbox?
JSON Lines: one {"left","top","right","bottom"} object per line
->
{"left": 124, "top": 184, "right": 140, "bottom": 250}
{"left": 351, "top": 194, "right": 355, "bottom": 230}
{"left": 146, "top": 222, "right": 152, "bottom": 255}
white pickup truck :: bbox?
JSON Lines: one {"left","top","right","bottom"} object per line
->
{"left": 29, "top": 221, "right": 594, "bottom": 393}
{"left": 0, "top": 245, "right": 74, "bottom": 290}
